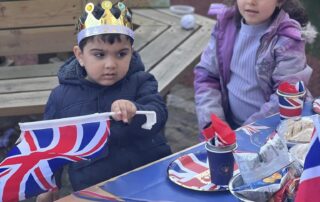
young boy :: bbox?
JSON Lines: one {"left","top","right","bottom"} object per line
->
{"left": 37, "top": 1, "right": 171, "bottom": 200}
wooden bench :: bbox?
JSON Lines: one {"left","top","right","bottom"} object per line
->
{"left": 0, "top": 0, "right": 215, "bottom": 117}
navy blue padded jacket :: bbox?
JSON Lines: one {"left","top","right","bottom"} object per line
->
{"left": 44, "top": 51, "right": 171, "bottom": 191}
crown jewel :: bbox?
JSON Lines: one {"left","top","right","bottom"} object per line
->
{"left": 77, "top": 1, "right": 134, "bottom": 44}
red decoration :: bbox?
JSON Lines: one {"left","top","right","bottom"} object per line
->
{"left": 202, "top": 114, "right": 236, "bottom": 145}
{"left": 278, "top": 81, "right": 298, "bottom": 94}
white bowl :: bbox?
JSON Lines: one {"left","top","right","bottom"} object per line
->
{"left": 229, "top": 174, "right": 255, "bottom": 202}
{"left": 170, "top": 5, "right": 195, "bottom": 15}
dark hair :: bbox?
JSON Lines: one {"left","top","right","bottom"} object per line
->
{"left": 77, "top": 1, "right": 134, "bottom": 50}
{"left": 281, "top": 0, "right": 308, "bottom": 27}
{"left": 232, "top": 0, "right": 308, "bottom": 27}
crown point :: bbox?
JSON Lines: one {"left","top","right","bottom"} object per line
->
{"left": 85, "top": 3, "right": 95, "bottom": 13}
{"left": 101, "top": 1, "right": 113, "bottom": 10}
{"left": 118, "top": 2, "right": 126, "bottom": 11}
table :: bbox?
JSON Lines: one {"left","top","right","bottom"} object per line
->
{"left": 0, "top": 7, "right": 214, "bottom": 116}
{"left": 58, "top": 103, "right": 315, "bottom": 201}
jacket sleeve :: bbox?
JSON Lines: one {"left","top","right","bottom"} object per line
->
{"left": 194, "top": 31, "right": 226, "bottom": 129}
{"left": 245, "top": 36, "right": 313, "bottom": 125}
{"left": 43, "top": 87, "right": 59, "bottom": 120}
{"left": 125, "top": 72, "right": 168, "bottom": 137}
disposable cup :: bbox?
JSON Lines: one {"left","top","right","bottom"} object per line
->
{"left": 276, "top": 89, "right": 306, "bottom": 120}
{"left": 205, "top": 141, "right": 237, "bottom": 185}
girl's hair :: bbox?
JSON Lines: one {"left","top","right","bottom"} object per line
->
{"left": 78, "top": 1, "right": 134, "bottom": 50}
{"left": 281, "top": 0, "right": 308, "bottom": 27}
{"left": 232, "top": 0, "right": 308, "bottom": 27}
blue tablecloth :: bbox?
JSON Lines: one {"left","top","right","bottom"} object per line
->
{"left": 101, "top": 103, "right": 314, "bottom": 202}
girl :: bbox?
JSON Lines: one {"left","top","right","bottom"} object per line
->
{"left": 194, "top": 0, "right": 317, "bottom": 132}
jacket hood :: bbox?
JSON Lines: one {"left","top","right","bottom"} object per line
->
{"left": 301, "top": 22, "right": 318, "bottom": 44}
{"left": 266, "top": 9, "right": 318, "bottom": 44}
{"left": 58, "top": 51, "right": 145, "bottom": 85}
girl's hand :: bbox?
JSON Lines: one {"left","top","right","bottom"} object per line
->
{"left": 111, "top": 100, "right": 137, "bottom": 123}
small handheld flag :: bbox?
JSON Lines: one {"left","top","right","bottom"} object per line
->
{"left": 0, "top": 111, "right": 156, "bottom": 202}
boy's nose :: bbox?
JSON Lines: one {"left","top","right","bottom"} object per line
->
{"left": 104, "top": 57, "right": 116, "bottom": 69}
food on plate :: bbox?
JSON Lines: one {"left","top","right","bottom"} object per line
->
{"left": 289, "top": 143, "right": 309, "bottom": 165}
{"left": 278, "top": 117, "right": 314, "bottom": 143}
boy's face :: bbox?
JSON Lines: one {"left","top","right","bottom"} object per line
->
{"left": 74, "top": 35, "right": 133, "bottom": 86}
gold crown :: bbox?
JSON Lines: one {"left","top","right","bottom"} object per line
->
{"left": 77, "top": 1, "right": 134, "bottom": 44}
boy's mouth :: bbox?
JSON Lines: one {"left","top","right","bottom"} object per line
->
{"left": 102, "top": 73, "right": 116, "bottom": 79}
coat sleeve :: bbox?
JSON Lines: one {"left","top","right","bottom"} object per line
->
{"left": 245, "top": 36, "right": 313, "bottom": 125}
{"left": 43, "top": 87, "right": 59, "bottom": 120}
{"left": 125, "top": 72, "right": 168, "bottom": 137}
{"left": 194, "top": 31, "right": 226, "bottom": 129}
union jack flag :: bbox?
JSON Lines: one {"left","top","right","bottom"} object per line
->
{"left": 279, "top": 96, "right": 304, "bottom": 119}
{"left": 0, "top": 113, "right": 111, "bottom": 202}
{"left": 295, "top": 115, "right": 320, "bottom": 202}
{"left": 168, "top": 151, "right": 239, "bottom": 191}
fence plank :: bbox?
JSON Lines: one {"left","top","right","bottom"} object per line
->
{"left": 0, "top": 26, "right": 75, "bottom": 56}
{"left": 0, "top": 0, "right": 81, "bottom": 29}
{"left": 83, "top": 0, "right": 170, "bottom": 8}
{"left": 0, "top": 63, "right": 61, "bottom": 80}
{"left": 0, "top": 91, "right": 50, "bottom": 116}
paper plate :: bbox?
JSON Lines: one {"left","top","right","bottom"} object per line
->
{"left": 167, "top": 151, "right": 239, "bottom": 191}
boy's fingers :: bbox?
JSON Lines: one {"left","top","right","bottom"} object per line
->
{"left": 111, "top": 111, "right": 121, "bottom": 121}
{"left": 111, "top": 102, "right": 122, "bottom": 121}
{"left": 122, "top": 109, "right": 129, "bottom": 123}
{"left": 111, "top": 100, "right": 136, "bottom": 123}
{"left": 117, "top": 102, "right": 128, "bottom": 123}
{"left": 127, "top": 102, "right": 136, "bottom": 120}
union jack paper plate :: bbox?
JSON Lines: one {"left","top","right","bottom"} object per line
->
{"left": 313, "top": 98, "right": 320, "bottom": 114}
{"left": 167, "top": 151, "right": 239, "bottom": 191}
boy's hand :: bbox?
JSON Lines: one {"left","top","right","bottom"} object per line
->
{"left": 111, "top": 100, "right": 137, "bottom": 123}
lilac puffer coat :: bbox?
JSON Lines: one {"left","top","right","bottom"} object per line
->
{"left": 194, "top": 5, "right": 313, "bottom": 129}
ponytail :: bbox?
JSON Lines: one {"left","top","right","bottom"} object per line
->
{"left": 281, "top": 0, "right": 308, "bottom": 27}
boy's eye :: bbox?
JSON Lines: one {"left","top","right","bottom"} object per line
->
{"left": 93, "top": 52, "right": 105, "bottom": 58}
{"left": 117, "top": 51, "right": 128, "bottom": 58}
